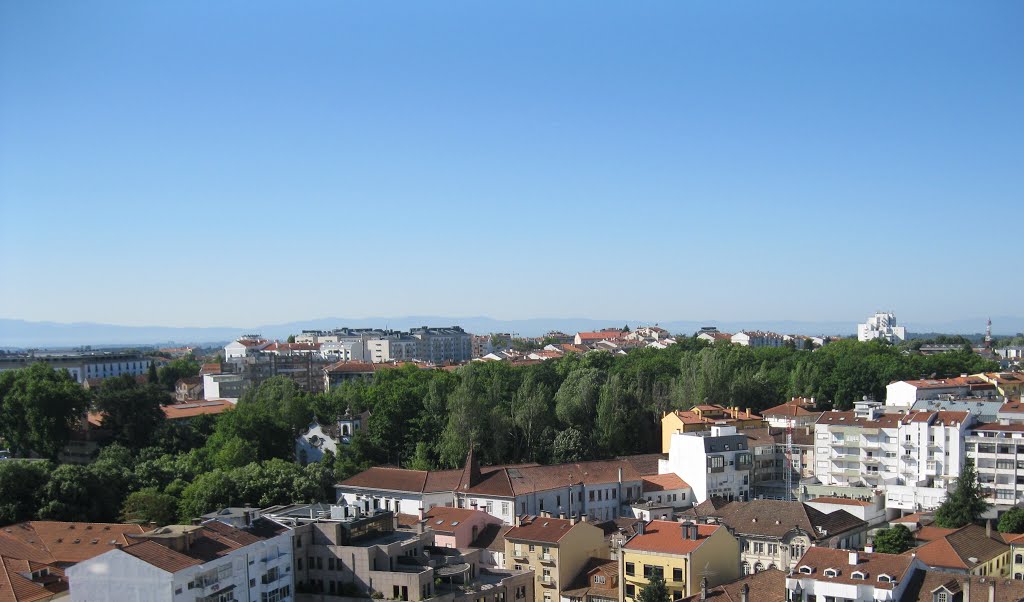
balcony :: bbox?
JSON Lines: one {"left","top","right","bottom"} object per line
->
{"left": 540, "top": 553, "right": 555, "bottom": 564}
{"left": 861, "top": 457, "right": 882, "bottom": 464}
{"left": 901, "top": 441, "right": 915, "bottom": 448}
{"left": 540, "top": 577, "right": 557, "bottom": 588}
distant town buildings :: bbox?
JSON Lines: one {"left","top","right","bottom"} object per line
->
{"left": 857, "top": 311, "right": 907, "bottom": 343}
{"left": 0, "top": 350, "right": 152, "bottom": 384}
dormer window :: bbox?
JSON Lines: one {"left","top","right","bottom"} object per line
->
{"left": 851, "top": 571, "right": 867, "bottom": 580}
{"left": 824, "top": 568, "right": 840, "bottom": 578}
{"left": 798, "top": 566, "right": 813, "bottom": 574}
{"left": 877, "top": 574, "right": 893, "bottom": 583}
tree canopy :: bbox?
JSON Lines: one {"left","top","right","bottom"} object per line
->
{"left": 872, "top": 524, "right": 915, "bottom": 554}
{"left": 935, "top": 458, "right": 989, "bottom": 528}
{"left": 0, "top": 363, "right": 90, "bottom": 459}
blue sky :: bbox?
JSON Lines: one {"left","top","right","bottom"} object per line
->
{"left": 1, "top": 1, "right": 1021, "bottom": 328}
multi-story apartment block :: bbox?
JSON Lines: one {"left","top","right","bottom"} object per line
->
{"left": 857, "top": 311, "right": 906, "bottom": 343}
{"left": 730, "top": 331, "right": 784, "bottom": 348}
{"left": 367, "top": 335, "right": 420, "bottom": 363}
{"left": 761, "top": 398, "right": 822, "bottom": 429}
{"left": 964, "top": 422, "right": 1024, "bottom": 507}
{"left": 504, "top": 515, "right": 607, "bottom": 602}
{"left": 691, "top": 500, "right": 867, "bottom": 575}
{"left": 786, "top": 549, "right": 919, "bottom": 602}
{"left": 659, "top": 425, "right": 753, "bottom": 503}
{"left": 67, "top": 518, "right": 294, "bottom": 602}
{"left": 813, "top": 403, "right": 972, "bottom": 511}
{"left": 409, "top": 327, "right": 473, "bottom": 364}
{"left": 620, "top": 522, "right": 739, "bottom": 601}
{"left": 0, "top": 350, "right": 153, "bottom": 384}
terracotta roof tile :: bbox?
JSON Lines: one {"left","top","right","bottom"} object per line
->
{"left": 623, "top": 521, "right": 719, "bottom": 555}
{"left": 793, "top": 548, "right": 913, "bottom": 590}
{"left": 641, "top": 474, "right": 689, "bottom": 492}
{"left": 0, "top": 522, "right": 146, "bottom": 565}
{"left": 680, "top": 568, "right": 786, "bottom": 601}
{"left": 121, "top": 539, "right": 202, "bottom": 573}
{"left": 163, "top": 400, "right": 233, "bottom": 420}
{"left": 912, "top": 524, "right": 1008, "bottom": 571}
{"left": 505, "top": 517, "right": 583, "bottom": 544}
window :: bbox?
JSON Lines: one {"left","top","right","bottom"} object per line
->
{"left": 594, "top": 575, "right": 606, "bottom": 584}
{"left": 852, "top": 571, "right": 866, "bottom": 580}
{"left": 643, "top": 565, "right": 663, "bottom": 579}
{"left": 877, "top": 574, "right": 892, "bottom": 583}
{"left": 486, "top": 501, "right": 494, "bottom": 514}
{"left": 529, "top": 544, "right": 535, "bottom": 552}
{"left": 626, "top": 584, "right": 635, "bottom": 598}
{"left": 936, "top": 593, "right": 948, "bottom": 602}
{"left": 502, "top": 502, "right": 510, "bottom": 515}
{"left": 823, "top": 568, "right": 839, "bottom": 577}
{"left": 798, "top": 566, "right": 813, "bottom": 575}
{"left": 625, "top": 562, "right": 635, "bottom": 576}
{"left": 672, "top": 567, "right": 682, "bottom": 582}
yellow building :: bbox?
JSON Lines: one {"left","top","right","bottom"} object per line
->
{"left": 620, "top": 521, "right": 740, "bottom": 600}
{"left": 1008, "top": 534, "right": 1024, "bottom": 579}
{"left": 504, "top": 514, "right": 608, "bottom": 602}
{"left": 661, "top": 406, "right": 764, "bottom": 453}
{"left": 975, "top": 372, "right": 1024, "bottom": 397}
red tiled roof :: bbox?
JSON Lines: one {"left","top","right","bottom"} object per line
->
{"left": 622, "top": 521, "right": 719, "bottom": 556}
{"left": 0, "top": 522, "right": 146, "bottom": 565}
{"left": 505, "top": 516, "right": 582, "bottom": 544}
{"left": 641, "top": 474, "right": 689, "bottom": 492}
{"left": 793, "top": 548, "right": 913, "bottom": 590}
{"left": 121, "top": 540, "right": 201, "bottom": 573}
{"left": 0, "top": 555, "right": 58, "bottom": 602}
{"left": 423, "top": 507, "right": 492, "bottom": 533}
{"left": 163, "top": 400, "right": 233, "bottom": 420}
{"left": 807, "top": 497, "right": 872, "bottom": 507}
{"left": 340, "top": 467, "right": 429, "bottom": 493}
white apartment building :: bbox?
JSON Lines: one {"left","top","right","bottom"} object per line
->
{"left": 857, "top": 311, "right": 906, "bottom": 343}
{"left": 0, "top": 350, "right": 153, "bottom": 384}
{"left": 813, "top": 404, "right": 972, "bottom": 511}
{"left": 366, "top": 336, "right": 419, "bottom": 363}
{"left": 224, "top": 335, "right": 271, "bottom": 359}
{"left": 68, "top": 518, "right": 293, "bottom": 602}
{"left": 659, "top": 425, "right": 753, "bottom": 504}
{"left": 964, "top": 422, "right": 1024, "bottom": 507}
{"left": 730, "top": 331, "right": 784, "bottom": 348}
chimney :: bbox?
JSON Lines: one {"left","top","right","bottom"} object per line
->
{"left": 987, "top": 519, "right": 992, "bottom": 539}
{"left": 990, "top": 581, "right": 996, "bottom": 602}
{"left": 848, "top": 552, "right": 859, "bottom": 566}
{"left": 747, "top": 407, "right": 752, "bottom": 417}
{"left": 700, "top": 577, "right": 708, "bottom": 601}
{"left": 864, "top": 538, "right": 874, "bottom": 553}
{"left": 637, "top": 522, "right": 646, "bottom": 535}
{"left": 740, "top": 584, "right": 749, "bottom": 602}
{"left": 963, "top": 579, "right": 970, "bottom": 602}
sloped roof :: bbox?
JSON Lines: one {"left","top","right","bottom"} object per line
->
{"left": 505, "top": 517, "right": 581, "bottom": 544}
{"left": 163, "top": 400, "right": 232, "bottom": 420}
{"left": 0, "top": 555, "right": 59, "bottom": 602}
{"left": 641, "top": 474, "right": 690, "bottom": 492}
{"left": 121, "top": 540, "right": 202, "bottom": 574}
{"left": 623, "top": 522, "right": 719, "bottom": 556}
{"left": 560, "top": 557, "right": 619, "bottom": 599}
{"left": 793, "top": 548, "right": 912, "bottom": 590}
{"left": 340, "top": 467, "right": 430, "bottom": 493}
{"left": 709, "top": 500, "right": 865, "bottom": 541}
{"left": 424, "top": 507, "right": 492, "bottom": 533}
{"left": 912, "top": 524, "right": 1008, "bottom": 571}
{"left": 471, "top": 524, "right": 511, "bottom": 553}
{"left": 680, "top": 568, "right": 786, "bottom": 601}
{"left": 900, "top": 568, "right": 1024, "bottom": 601}
{"left": 616, "top": 454, "right": 667, "bottom": 476}
{"left": 0, "top": 522, "right": 146, "bottom": 565}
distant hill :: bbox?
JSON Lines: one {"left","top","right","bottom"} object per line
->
{"left": 2, "top": 315, "right": 1022, "bottom": 348}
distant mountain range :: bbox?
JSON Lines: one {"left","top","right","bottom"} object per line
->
{"left": 1, "top": 316, "right": 1021, "bottom": 349}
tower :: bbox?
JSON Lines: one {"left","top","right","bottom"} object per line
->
{"left": 986, "top": 317, "right": 993, "bottom": 349}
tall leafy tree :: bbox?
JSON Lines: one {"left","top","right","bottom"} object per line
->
{"left": 93, "top": 374, "right": 170, "bottom": 449}
{"left": 0, "top": 460, "right": 52, "bottom": 525}
{"left": 0, "top": 363, "right": 90, "bottom": 459}
{"left": 935, "top": 458, "right": 989, "bottom": 528}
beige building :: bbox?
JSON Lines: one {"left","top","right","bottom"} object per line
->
{"left": 504, "top": 515, "right": 608, "bottom": 602}
{"left": 620, "top": 521, "right": 740, "bottom": 601}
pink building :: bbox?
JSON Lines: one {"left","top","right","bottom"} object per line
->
{"left": 424, "top": 507, "right": 503, "bottom": 548}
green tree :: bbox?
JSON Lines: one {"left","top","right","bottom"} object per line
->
{"left": 998, "top": 507, "right": 1024, "bottom": 533}
{"left": 552, "top": 428, "right": 586, "bottom": 463}
{"left": 872, "top": 525, "right": 915, "bottom": 554}
{"left": 0, "top": 363, "right": 90, "bottom": 459}
{"left": 554, "top": 367, "right": 602, "bottom": 429}
{"left": 0, "top": 460, "right": 52, "bottom": 525}
{"left": 287, "top": 335, "right": 296, "bottom": 344}
{"left": 147, "top": 362, "right": 159, "bottom": 384}
{"left": 157, "top": 357, "right": 200, "bottom": 390}
{"left": 636, "top": 574, "right": 669, "bottom": 602}
{"left": 178, "top": 469, "right": 237, "bottom": 521}
{"left": 122, "top": 488, "right": 179, "bottom": 526}
{"left": 935, "top": 458, "right": 989, "bottom": 528}
{"left": 93, "top": 375, "right": 170, "bottom": 448}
